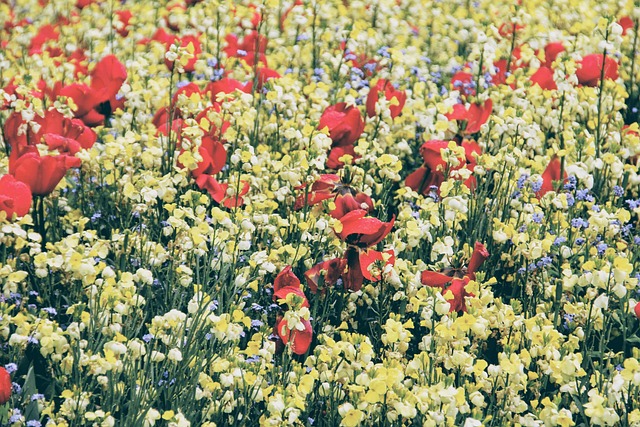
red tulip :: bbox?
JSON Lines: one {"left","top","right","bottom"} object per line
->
{"left": 576, "top": 54, "right": 619, "bottom": 87}
{"left": 274, "top": 266, "right": 300, "bottom": 294}
{"left": 445, "top": 276, "right": 471, "bottom": 312}
{"left": 10, "top": 150, "right": 81, "bottom": 196}
{"left": 635, "top": 301, "right": 640, "bottom": 319}
{"left": 419, "top": 140, "right": 450, "bottom": 171}
{"left": 91, "top": 54, "right": 127, "bottom": 110}
{"left": 277, "top": 317, "right": 312, "bottom": 355}
{"left": 318, "top": 103, "right": 364, "bottom": 147}
{"left": 530, "top": 66, "right": 557, "bottom": 90}
{"left": 29, "top": 24, "right": 59, "bottom": 55}
{"left": 366, "top": 79, "right": 406, "bottom": 118}
{"left": 619, "top": 16, "right": 635, "bottom": 36}
{"left": 114, "top": 10, "right": 133, "bottom": 36}
{"left": 450, "top": 71, "right": 476, "bottom": 97}
{"left": 0, "top": 367, "right": 10, "bottom": 404}
{"left": 327, "top": 145, "right": 359, "bottom": 169}
{"left": 295, "top": 174, "right": 373, "bottom": 219}
{"left": 335, "top": 209, "right": 394, "bottom": 249}
{"left": 273, "top": 286, "right": 310, "bottom": 308}
{"left": 207, "top": 78, "right": 249, "bottom": 102}
{"left": 0, "top": 175, "right": 32, "bottom": 219}
{"left": 467, "top": 242, "right": 489, "bottom": 277}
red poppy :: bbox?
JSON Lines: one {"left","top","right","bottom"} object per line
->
{"left": 277, "top": 317, "right": 312, "bottom": 355}
{"left": 29, "top": 24, "right": 59, "bottom": 55}
{"left": 542, "top": 42, "right": 565, "bottom": 68}
{"left": 450, "top": 71, "right": 476, "bottom": 97}
{"left": 195, "top": 176, "right": 249, "bottom": 208}
{"left": 274, "top": 266, "right": 300, "bottom": 294}
{"left": 576, "top": 54, "right": 619, "bottom": 87}
{"left": 327, "top": 145, "right": 359, "bottom": 170}
{"left": 295, "top": 174, "right": 373, "bottom": 219}
{"left": 165, "top": 35, "right": 202, "bottom": 73}
{"left": 619, "top": 16, "right": 635, "bottom": 36}
{"left": 537, "top": 156, "right": 567, "bottom": 197}
{"left": 304, "top": 257, "right": 347, "bottom": 293}
{"left": 530, "top": 66, "right": 557, "bottom": 90}
{"left": 0, "top": 367, "right": 10, "bottom": 404}
{"left": 0, "top": 175, "right": 32, "bottom": 219}
{"left": 318, "top": 103, "right": 364, "bottom": 147}
{"left": 446, "top": 99, "right": 493, "bottom": 135}
{"left": 10, "top": 149, "right": 81, "bottom": 196}
{"left": 366, "top": 79, "right": 406, "bottom": 118}
{"left": 114, "top": 10, "right": 133, "bottom": 36}
{"left": 335, "top": 209, "right": 394, "bottom": 249}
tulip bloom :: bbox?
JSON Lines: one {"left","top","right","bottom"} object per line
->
{"left": 542, "top": 42, "right": 565, "bottom": 67}
{"left": 10, "top": 149, "right": 81, "bottom": 196}
{"left": 195, "top": 176, "right": 249, "bottom": 208}
{"left": 304, "top": 257, "right": 347, "bottom": 293}
{"left": 0, "top": 175, "right": 32, "bottom": 219}
{"left": 450, "top": 71, "right": 477, "bottom": 97}
{"left": 0, "top": 367, "right": 10, "bottom": 404}
{"left": 165, "top": 35, "right": 202, "bottom": 73}
{"left": 295, "top": 174, "right": 374, "bottom": 219}
{"left": 366, "top": 79, "right": 406, "bottom": 118}
{"left": 318, "top": 103, "right": 365, "bottom": 147}
{"left": 576, "top": 54, "right": 619, "bottom": 87}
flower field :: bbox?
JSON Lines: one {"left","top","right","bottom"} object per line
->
{"left": 1, "top": 0, "right": 640, "bottom": 425}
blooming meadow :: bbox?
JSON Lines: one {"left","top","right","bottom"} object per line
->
{"left": 1, "top": 0, "right": 640, "bottom": 425}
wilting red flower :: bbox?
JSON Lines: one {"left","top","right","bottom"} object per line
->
{"left": 446, "top": 99, "right": 493, "bottom": 135}
{"left": 0, "top": 175, "right": 32, "bottom": 219}
{"left": 165, "top": 35, "right": 202, "bottom": 73}
{"left": 318, "top": 103, "right": 365, "bottom": 147}
{"left": 195, "top": 176, "right": 249, "bottom": 208}
{"left": 305, "top": 257, "right": 347, "bottom": 293}
{"left": 277, "top": 317, "right": 312, "bottom": 355}
{"left": 342, "top": 247, "right": 395, "bottom": 292}
{"left": 445, "top": 276, "right": 472, "bottom": 312}
{"left": 366, "top": 79, "right": 406, "bottom": 118}
{"left": 335, "top": 209, "right": 394, "bottom": 249}
{"left": 537, "top": 156, "right": 567, "bottom": 197}
{"left": 530, "top": 66, "right": 557, "bottom": 90}
{"left": 10, "top": 149, "right": 81, "bottom": 196}
{"left": 0, "top": 367, "right": 10, "bottom": 404}
{"left": 576, "top": 54, "right": 619, "bottom": 87}
{"left": 542, "top": 42, "right": 565, "bottom": 67}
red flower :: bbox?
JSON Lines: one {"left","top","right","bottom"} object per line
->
{"left": 274, "top": 266, "right": 300, "bottom": 294}
{"left": 467, "top": 242, "right": 489, "bottom": 278}
{"left": 10, "top": 149, "right": 81, "bottom": 196}
{"left": 537, "top": 157, "right": 567, "bottom": 198}
{"left": 530, "top": 66, "right": 557, "bottom": 90}
{"left": 191, "top": 136, "right": 227, "bottom": 178}
{"left": 576, "top": 54, "right": 619, "bottom": 87}
{"left": 342, "top": 247, "right": 395, "bottom": 292}
{"left": 114, "top": 10, "right": 133, "bottom": 36}
{"left": 446, "top": 99, "right": 493, "bottom": 135}
{"left": 277, "top": 317, "right": 312, "bottom": 355}
{"left": 445, "top": 276, "right": 471, "bottom": 312}
{"left": 29, "top": 24, "right": 59, "bottom": 55}
{"left": 207, "top": 78, "right": 250, "bottom": 102}
{"left": 165, "top": 35, "right": 202, "bottom": 73}
{"left": 295, "top": 174, "right": 373, "bottom": 219}
{"left": 327, "top": 145, "right": 358, "bottom": 170}
{"left": 619, "top": 16, "right": 635, "bottom": 36}
{"left": 195, "top": 176, "right": 249, "bottom": 208}
{"left": 450, "top": 71, "right": 476, "bottom": 97}
{"left": 304, "top": 257, "right": 347, "bottom": 293}
{"left": 318, "top": 103, "right": 364, "bottom": 147}
{"left": 542, "top": 42, "right": 565, "bottom": 67}
{"left": 335, "top": 209, "right": 394, "bottom": 249}
{"left": 0, "top": 367, "right": 10, "bottom": 405}
{"left": 635, "top": 301, "right": 640, "bottom": 319}
{"left": 224, "top": 31, "right": 268, "bottom": 66}
{"left": 91, "top": 54, "right": 127, "bottom": 110}
{"left": 366, "top": 79, "right": 406, "bottom": 118}
{"left": 245, "top": 67, "right": 281, "bottom": 92}
{"left": 0, "top": 175, "right": 32, "bottom": 219}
